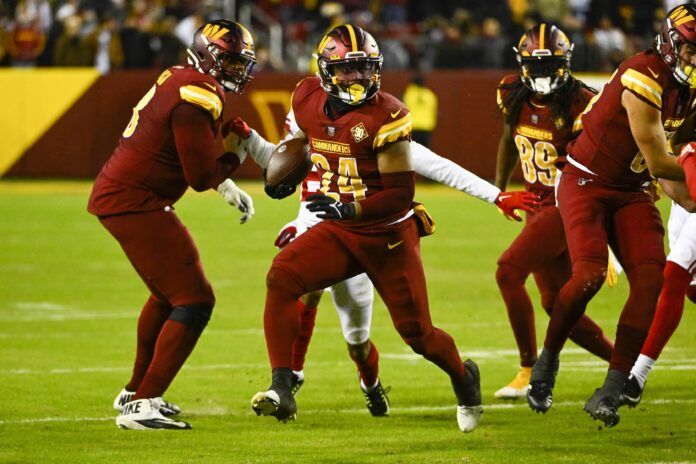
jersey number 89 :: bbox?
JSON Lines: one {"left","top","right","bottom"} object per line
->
{"left": 515, "top": 135, "right": 558, "bottom": 187}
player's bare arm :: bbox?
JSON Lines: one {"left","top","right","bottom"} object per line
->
{"left": 622, "top": 89, "right": 684, "bottom": 180}
{"left": 659, "top": 178, "right": 696, "bottom": 211}
{"left": 494, "top": 120, "right": 519, "bottom": 191}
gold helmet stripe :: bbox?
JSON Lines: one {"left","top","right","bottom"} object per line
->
{"left": 539, "top": 23, "right": 546, "bottom": 50}
{"left": 345, "top": 24, "right": 358, "bottom": 52}
{"left": 235, "top": 22, "right": 254, "bottom": 50}
{"left": 317, "top": 35, "right": 331, "bottom": 54}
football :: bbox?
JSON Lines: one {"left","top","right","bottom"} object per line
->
{"left": 265, "top": 138, "right": 313, "bottom": 187}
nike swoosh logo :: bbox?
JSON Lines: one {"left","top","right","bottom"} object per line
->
{"left": 387, "top": 240, "right": 403, "bottom": 250}
{"left": 390, "top": 109, "right": 401, "bottom": 118}
{"left": 202, "top": 82, "right": 217, "bottom": 91}
{"left": 497, "top": 195, "right": 512, "bottom": 201}
{"left": 647, "top": 67, "right": 658, "bottom": 79}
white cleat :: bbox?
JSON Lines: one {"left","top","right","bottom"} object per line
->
{"left": 116, "top": 398, "right": 191, "bottom": 430}
{"left": 494, "top": 367, "right": 532, "bottom": 400}
{"left": 457, "top": 405, "right": 484, "bottom": 433}
{"left": 113, "top": 389, "right": 181, "bottom": 416}
{"left": 251, "top": 389, "right": 297, "bottom": 423}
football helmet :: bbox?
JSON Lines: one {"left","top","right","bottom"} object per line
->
{"left": 514, "top": 24, "right": 573, "bottom": 95}
{"left": 314, "top": 24, "right": 383, "bottom": 105}
{"left": 187, "top": 20, "right": 257, "bottom": 94}
{"left": 657, "top": 4, "right": 696, "bottom": 88}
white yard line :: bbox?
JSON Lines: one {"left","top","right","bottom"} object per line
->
{"left": 1, "top": 398, "right": 694, "bottom": 426}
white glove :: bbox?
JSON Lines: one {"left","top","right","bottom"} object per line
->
{"left": 217, "top": 179, "right": 255, "bottom": 224}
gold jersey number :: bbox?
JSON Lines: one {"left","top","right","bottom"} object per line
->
{"left": 515, "top": 134, "right": 558, "bottom": 187}
{"left": 310, "top": 153, "right": 368, "bottom": 201}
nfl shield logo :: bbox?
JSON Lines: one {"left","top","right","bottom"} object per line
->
{"left": 327, "top": 126, "right": 335, "bottom": 136}
{"left": 531, "top": 114, "right": 538, "bottom": 124}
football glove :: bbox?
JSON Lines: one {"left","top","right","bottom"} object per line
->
{"left": 495, "top": 191, "right": 540, "bottom": 222}
{"left": 221, "top": 117, "right": 252, "bottom": 164}
{"left": 274, "top": 222, "right": 297, "bottom": 249}
{"left": 217, "top": 179, "right": 255, "bottom": 224}
{"left": 306, "top": 193, "right": 356, "bottom": 220}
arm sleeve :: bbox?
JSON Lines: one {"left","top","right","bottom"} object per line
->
{"left": 411, "top": 142, "right": 500, "bottom": 203}
{"left": 357, "top": 171, "right": 415, "bottom": 221}
{"left": 246, "top": 109, "right": 300, "bottom": 169}
{"left": 172, "top": 104, "right": 240, "bottom": 192}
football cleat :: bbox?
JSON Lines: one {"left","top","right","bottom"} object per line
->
{"left": 527, "top": 349, "right": 559, "bottom": 413}
{"left": 361, "top": 379, "right": 391, "bottom": 417}
{"left": 494, "top": 367, "right": 531, "bottom": 399}
{"left": 113, "top": 389, "right": 181, "bottom": 416}
{"left": 455, "top": 359, "right": 483, "bottom": 432}
{"left": 251, "top": 388, "right": 297, "bottom": 423}
{"left": 291, "top": 372, "right": 304, "bottom": 397}
{"left": 620, "top": 374, "right": 643, "bottom": 408}
{"left": 584, "top": 388, "right": 621, "bottom": 428}
{"left": 116, "top": 398, "right": 191, "bottom": 430}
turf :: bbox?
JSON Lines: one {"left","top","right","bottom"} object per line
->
{"left": 0, "top": 180, "right": 694, "bottom": 463}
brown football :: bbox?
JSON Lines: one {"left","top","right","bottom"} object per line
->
{"left": 265, "top": 138, "right": 313, "bottom": 187}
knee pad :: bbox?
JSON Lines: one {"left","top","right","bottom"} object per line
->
{"left": 169, "top": 302, "right": 214, "bottom": 332}
{"left": 395, "top": 320, "right": 429, "bottom": 354}
{"left": 344, "top": 327, "right": 370, "bottom": 345}
{"left": 495, "top": 262, "right": 527, "bottom": 288}
{"left": 539, "top": 291, "right": 557, "bottom": 316}
{"left": 266, "top": 266, "right": 304, "bottom": 296}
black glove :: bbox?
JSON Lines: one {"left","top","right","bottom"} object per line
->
{"left": 263, "top": 169, "right": 297, "bottom": 200}
{"left": 306, "top": 194, "right": 356, "bottom": 220}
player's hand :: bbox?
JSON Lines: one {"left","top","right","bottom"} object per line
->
{"left": 222, "top": 117, "right": 252, "bottom": 163}
{"left": 274, "top": 223, "right": 297, "bottom": 249}
{"left": 678, "top": 142, "right": 696, "bottom": 165}
{"left": 494, "top": 191, "right": 540, "bottom": 222}
{"left": 217, "top": 179, "right": 255, "bottom": 224}
{"left": 306, "top": 194, "right": 356, "bottom": 220}
{"left": 264, "top": 182, "right": 297, "bottom": 200}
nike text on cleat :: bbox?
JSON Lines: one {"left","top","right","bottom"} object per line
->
{"left": 453, "top": 359, "right": 483, "bottom": 432}
{"left": 361, "top": 379, "right": 390, "bottom": 417}
{"left": 584, "top": 388, "right": 621, "bottom": 427}
{"left": 494, "top": 367, "right": 531, "bottom": 399}
{"left": 291, "top": 372, "right": 304, "bottom": 396}
{"left": 251, "top": 389, "right": 297, "bottom": 423}
{"left": 620, "top": 374, "right": 643, "bottom": 408}
{"left": 115, "top": 398, "right": 191, "bottom": 430}
{"left": 527, "top": 349, "right": 559, "bottom": 413}
{"left": 113, "top": 388, "right": 181, "bottom": 416}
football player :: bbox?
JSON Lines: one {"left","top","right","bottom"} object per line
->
{"left": 493, "top": 24, "right": 614, "bottom": 399}
{"left": 247, "top": 24, "right": 528, "bottom": 432}
{"left": 87, "top": 20, "right": 257, "bottom": 429}
{"left": 623, "top": 117, "right": 696, "bottom": 406}
{"left": 527, "top": 5, "right": 696, "bottom": 427}
{"left": 225, "top": 97, "right": 537, "bottom": 416}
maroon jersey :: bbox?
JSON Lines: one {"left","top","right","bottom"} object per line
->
{"left": 497, "top": 74, "right": 594, "bottom": 206}
{"left": 291, "top": 77, "right": 412, "bottom": 229}
{"left": 568, "top": 50, "right": 696, "bottom": 189}
{"left": 88, "top": 66, "right": 228, "bottom": 216}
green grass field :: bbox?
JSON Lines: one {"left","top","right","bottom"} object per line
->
{"left": 0, "top": 180, "right": 694, "bottom": 463}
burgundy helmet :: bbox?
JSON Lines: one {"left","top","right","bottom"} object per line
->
{"left": 187, "top": 20, "right": 257, "bottom": 93}
{"left": 513, "top": 23, "right": 573, "bottom": 95}
{"left": 314, "top": 24, "right": 383, "bottom": 105}
{"left": 657, "top": 4, "right": 696, "bottom": 88}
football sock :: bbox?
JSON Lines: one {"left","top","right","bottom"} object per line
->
{"left": 496, "top": 263, "right": 537, "bottom": 367}
{"left": 134, "top": 318, "right": 202, "bottom": 400}
{"left": 530, "top": 347, "right": 559, "bottom": 381}
{"left": 568, "top": 315, "right": 613, "bottom": 361}
{"left": 126, "top": 295, "right": 172, "bottom": 391}
{"left": 292, "top": 370, "right": 304, "bottom": 381}
{"left": 600, "top": 369, "right": 628, "bottom": 397}
{"left": 351, "top": 341, "right": 379, "bottom": 388}
{"left": 292, "top": 300, "right": 317, "bottom": 372}
{"left": 641, "top": 261, "right": 691, "bottom": 360}
{"left": 544, "top": 260, "right": 605, "bottom": 353}
{"left": 610, "top": 324, "right": 648, "bottom": 373}
{"left": 264, "top": 267, "right": 302, "bottom": 368}
{"left": 630, "top": 354, "right": 655, "bottom": 389}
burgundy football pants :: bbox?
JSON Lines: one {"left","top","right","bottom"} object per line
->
{"left": 265, "top": 218, "right": 467, "bottom": 383}
{"left": 544, "top": 173, "right": 665, "bottom": 373}
{"left": 497, "top": 206, "right": 612, "bottom": 367}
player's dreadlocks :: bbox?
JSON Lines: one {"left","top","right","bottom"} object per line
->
{"left": 499, "top": 76, "right": 596, "bottom": 130}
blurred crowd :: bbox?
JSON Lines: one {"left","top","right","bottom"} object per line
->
{"left": 0, "top": 0, "right": 689, "bottom": 73}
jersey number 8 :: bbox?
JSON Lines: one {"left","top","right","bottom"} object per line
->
{"left": 515, "top": 135, "right": 558, "bottom": 187}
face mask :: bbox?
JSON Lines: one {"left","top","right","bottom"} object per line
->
{"left": 529, "top": 77, "right": 553, "bottom": 94}
{"left": 677, "top": 62, "right": 696, "bottom": 88}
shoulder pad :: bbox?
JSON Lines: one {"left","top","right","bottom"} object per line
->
{"left": 179, "top": 83, "right": 224, "bottom": 120}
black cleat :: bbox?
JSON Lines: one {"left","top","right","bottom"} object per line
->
{"left": 251, "top": 387, "right": 297, "bottom": 423}
{"left": 361, "top": 379, "right": 391, "bottom": 417}
{"left": 584, "top": 388, "right": 621, "bottom": 427}
{"left": 291, "top": 372, "right": 304, "bottom": 397}
{"left": 620, "top": 374, "right": 643, "bottom": 408}
{"left": 455, "top": 359, "right": 483, "bottom": 432}
{"left": 527, "top": 348, "right": 559, "bottom": 414}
